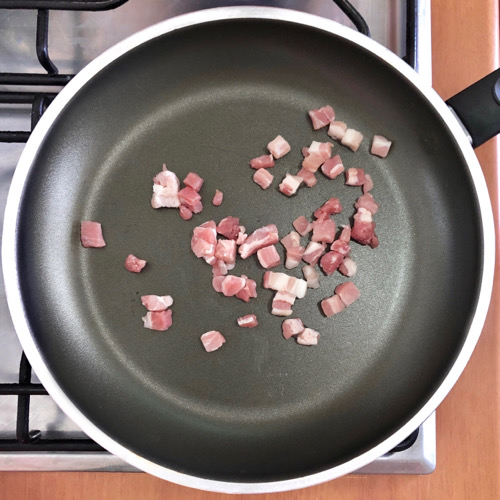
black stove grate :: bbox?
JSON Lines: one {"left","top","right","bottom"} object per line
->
{"left": 0, "top": 0, "right": 419, "bottom": 456}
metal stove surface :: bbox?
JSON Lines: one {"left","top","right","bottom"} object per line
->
{"left": 0, "top": 0, "right": 435, "bottom": 474}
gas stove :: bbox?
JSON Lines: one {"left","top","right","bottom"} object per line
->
{"left": 0, "top": 0, "right": 435, "bottom": 475}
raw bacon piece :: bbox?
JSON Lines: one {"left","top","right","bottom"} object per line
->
{"left": 341, "top": 128, "right": 364, "bottom": 152}
{"left": 253, "top": 168, "right": 274, "bottom": 190}
{"left": 141, "top": 295, "right": 173, "bottom": 312}
{"left": 237, "top": 314, "right": 258, "bottom": 328}
{"left": 235, "top": 275, "right": 258, "bottom": 302}
{"left": 183, "top": 172, "right": 204, "bottom": 192}
{"left": 335, "top": 281, "right": 360, "bottom": 306}
{"left": 191, "top": 221, "right": 217, "bottom": 259}
{"left": 331, "top": 239, "right": 350, "bottom": 256}
{"left": 142, "top": 310, "right": 172, "bottom": 331}
{"left": 339, "top": 256, "right": 357, "bottom": 277}
{"left": 220, "top": 275, "right": 246, "bottom": 297}
{"left": 151, "top": 165, "right": 180, "bottom": 209}
{"left": 327, "top": 120, "right": 347, "bottom": 140}
{"left": 306, "top": 141, "right": 333, "bottom": 160}
{"left": 321, "top": 294, "right": 346, "bottom": 317}
{"left": 297, "top": 328, "right": 320, "bottom": 346}
{"left": 339, "top": 224, "right": 351, "bottom": 242}
{"left": 212, "top": 275, "right": 225, "bottom": 293}
{"left": 179, "top": 186, "right": 203, "bottom": 213}
{"left": 285, "top": 245, "right": 305, "bottom": 270}
{"left": 355, "top": 193, "right": 379, "bottom": 214}
{"left": 200, "top": 330, "right": 226, "bottom": 352}
{"left": 282, "top": 318, "right": 305, "bottom": 339}
{"left": 214, "top": 239, "right": 237, "bottom": 264}
{"left": 319, "top": 251, "right": 344, "bottom": 275}
{"left": 363, "top": 174, "right": 374, "bottom": 193}
{"left": 279, "top": 174, "right": 303, "bottom": 196}
{"left": 293, "top": 216, "right": 313, "bottom": 236}
{"left": 236, "top": 226, "right": 247, "bottom": 245}
{"left": 371, "top": 135, "right": 392, "bottom": 158}
{"left": 345, "top": 168, "right": 366, "bottom": 186}
{"left": 124, "top": 254, "right": 147, "bottom": 273}
{"left": 212, "top": 189, "right": 223, "bottom": 206}
{"left": 80, "top": 221, "right": 106, "bottom": 248}
{"left": 211, "top": 258, "right": 228, "bottom": 277}
{"left": 179, "top": 205, "right": 193, "bottom": 220}
{"left": 296, "top": 167, "right": 317, "bottom": 187}
{"left": 312, "top": 218, "right": 336, "bottom": 244}
{"left": 302, "top": 264, "right": 320, "bottom": 288}
{"left": 268, "top": 135, "right": 291, "bottom": 159}
{"left": 314, "top": 197, "right": 342, "bottom": 218}
{"left": 239, "top": 224, "right": 279, "bottom": 259}
{"left": 271, "top": 290, "right": 296, "bottom": 316}
{"left": 281, "top": 231, "right": 301, "bottom": 250}
{"left": 302, "top": 241, "right": 326, "bottom": 266}
{"left": 321, "top": 155, "right": 345, "bottom": 180}
{"left": 351, "top": 207, "right": 376, "bottom": 246}
{"left": 249, "top": 154, "right": 275, "bottom": 169}
{"left": 216, "top": 217, "right": 240, "bottom": 240}
{"left": 309, "top": 105, "right": 335, "bottom": 130}
{"left": 262, "top": 271, "right": 307, "bottom": 299}
{"left": 301, "top": 152, "right": 325, "bottom": 173}
{"left": 257, "top": 245, "right": 281, "bottom": 269}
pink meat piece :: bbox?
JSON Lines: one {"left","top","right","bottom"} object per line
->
{"left": 236, "top": 226, "right": 247, "bottom": 245}
{"left": 371, "top": 135, "right": 392, "bottom": 158}
{"left": 293, "top": 216, "right": 313, "bottom": 236}
{"left": 80, "top": 221, "right": 106, "bottom": 248}
{"left": 307, "top": 141, "right": 333, "bottom": 160}
{"left": 191, "top": 220, "right": 217, "bottom": 259}
{"left": 308, "top": 105, "right": 335, "bottom": 130}
{"left": 235, "top": 275, "right": 258, "bottom": 302}
{"left": 267, "top": 135, "right": 291, "bottom": 159}
{"left": 212, "top": 189, "right": 223, "bottom": 206}
{"left": 151, "top": 165, "right": 180, "bottom": 209}
{"left": 179, "top": 204, "right": 193, "bottom": 220}
{"left": 282, "top": 318, "right": 305, "bottom": 340}
{"left": 335, "top": 281, "right": 360, "bottom": 306}
{"left": 141, "top": 295, "right": 173, "bottom": 312}
{"left": 214, "top": 239, "right": 237, "bottom": 264}
{"left": 212, "top": 275, "right": 225, "bottom": 293}
{"left": 331, "top": 240, "right": 350, "bottom": 256}
{"left": 351, "top": 207, "right": 376, "bottom": 246}
{"left": 253, "top": 168, "right": 274, "bottom": 190}
{"left": 249, "top": 154, "right": 275, "bottom": 169}
{"left": 262, "top": 271, "right": 307, "bottom": 299}
{"left": 370, "top": 234, "right": 380, "bottom": 248}
{"left": 341, "top": 128, "right": 364, "bottom": 152}
{"left": 279, "top": 174, "right": 303, "bottom": 196}
{"left": 220, "top": 275, "right": 246, "bottom": 297}
{"left": 271, "top": 291, "right": 296, "bottom": 317}
{"left": 339, "top": 224, "right": 351, "bottom": 242}
{"left": 302, "top": 241, "right": 326, "bottom": 266}
{"left": 183, "top": 172, "right": 204, "bottom": 192}
{"left": 321, "top": 294, "right": 346, "bottom": 317}
{"left": 237, "top": 314, "right": 259, "bottom": 328}
{"left": 319, "top": 251, "right": 344, "bottom": 275}
{"left": 296, "top": 167, "right": 317, "bottom": 187}
{"left": 142, "top": 310, "right": 173, "bottom": 331}
{"left": 200, "top": 330, "right": 226, "bottom": 352}
{"left": 321, "top": 155, "right": 345, "bottom": 179}
{"left": 314, "top": 198, "right": 342, "bottom": 219}
{"left": 239, "top": 224, "right": 279, "bottom": 259}
{"left": 211, "top": 258, "right": 228, "bottom": 277}
{"left": 296, "top": 328, "right": 320, "bottom": 346}
{"left": 302, "top": 264, "right": 320, "bottom": 289}
{"left": 257, "top": 245, "right": 281, "bottom": 269}
{"left": 312, "top": 218, "right": 336, "bottom": 244}
{"left": 345, "top": 168, "right": 366, "bottom": 186}
{"left": 355, "top": 193, "right": 379, "bottom": 214}
{"left": 179, "top": 186, "right": 202, "bottom": 213}
{"left": 216, "top": 216, "right": 240, "bottom": 240}
{"left": 363, "top": 174, "right": 374, "bottom": 193}
{"left": 124, "top": 254, "right": 147, "bottom": 273}
{"left": 301, "top": 152, "right": 325, "bottom": 173}
{"left": 285, "top": 245, "right": 305, "bottom": 270}
{"left": 339, "top": 256, "right": 357, "bottom": 277}
{"left": 281, "top": 231, "right": 301, "bottom": 250}
{"left": 327, "top": 120, "right": 347, "bottom": 140}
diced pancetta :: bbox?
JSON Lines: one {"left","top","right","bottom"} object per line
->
{"left": 327, "top": 120, "right": 347, "bottom": 140}
{"left": 307, "top": 141, "right": 333, "bottom": 160}
{"left": 351, "top": 207, "right": 377, "bottom": 246}
{"left": 151, "top": 165, "right": 180, "bottom": 209}
{"left": 214, "top": 239, "right": 237, "bottom": 264}
{"left": 179, "top": 186, "right": 203, "bottom": 213}
{"left": 124, "top": 254, "right": 147, "bottom": 273}
{"left": 279, "top": 174, "right": 303, "bottom": 196}
{"left": 302, "top": 241, "right": 326, "bottom": 266}
{"left": 308, "top": 105, "right": 335, "bottom": 130}
{"left": 262, "top": 271, "right": 307, "bottom": 299}
{"left": 301, "top": 152, "right": 325, "bottom": 172}
{"left": 296, "top": 167, "right": 317, "bottom": 187}
{"left": 371, "top": 135, "right": 392, "bottom": 158}
{"left": 331, "top": 239, "right": 350, "bottom": 255}
{"left": 212, "top": 275, "right": 225, "bottom": 293}
{"left": 249, "top": 154, "right": 275, "bottom": 169}
{"left": 211, "top": 258, "right": 228, "bottom": 277}
{"left": 282, "top": 318, "right": 305, "bottom": 339}
{"left": 253, "top": 168, "right": 274, "bottom": 189}
{"left": 335, "top": 281, "right": 360, "bottom": 306}
{"left": 268, "top": 135, "right": 291, "bottom": 159}
{"left": 320, "top": 294, "right": 346, "bottom": 317}
{"left": 142, "top": 310, "right": 173, "bottom": 331}
{"left": 183, "top": 172, "right": 204, "bottom": 192}
{"left": 216, "top": 216, "right": 240, "bottom": 240}
{"left": 141, "top": 295, "right": 173, "bottom": 312}
{"left": 293, "top": 216, "right": 313, "bottom": 236}
{"left": 354, "top": 193, "right": 379, "bottom": 214}
{"left": 281, "top": 231, "right": 301, "bottom": 250}
{"left": 200, "top": 330, "right": 226, "bottom": 352}
{"left": 285, "top": 245, "right": 305, "bottom": 269}
{"left": 312, "top": 218, "right": 336, "bottom": 244}
{"left": 235, "top": 275, "right": 258, "bottom": 302}
{"left": 341, "top": 128, "right": 364, "bottom": 152}
{"left": 302, "top": 264, "right": 320, "bottom": 288}
{"left": 239, "top": 224, "right": 279, "bottom": 259}
{"left": 179, "top": 204, "right": 193, "bottom": 220}
{"left": 321, "top": 155, "right": 345, "bottom": 179}
{"left": 339, "top": 256, "right": 357, "bottom": 277}
{"left": 212, "top": 189, "right": 223, "bottom": 206}
{"left": 257, "top": 245, "right": 281, "bottom": 269}
{"left": 80, "top": 221, "right": 106, "bottom": 248}
{"left": 313, "top": 198, "right": 342, "bottom": 219}
{"left": 319, "top": 251, "right": 344, "bottom": 275}
{"left": 363, "top": 174, "right": 374, "bottom": 193}
{"left": 236, "top": 226, "right": 247, "bottom": 245}
{"left": 345, "top": 168, "right": 366, "bottom": 186}
{"left": 237, "top": 314, "right": 258, "bottom": 328}
{"left": 191, "top": 220, "right": 217, "bottom": 259}
{"left": 296, "top": 328, "right": 320, "bottom": 346}
{"left": 339, "top": 224, "right": 351, "bottom": 242}
{"left": 220, "top": 275, "right": 246, "bottom": 296}
{"left": 271, "top": 290, "right": 296, "bottom": 316}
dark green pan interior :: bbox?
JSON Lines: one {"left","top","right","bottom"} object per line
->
{"left": 16, "top": 19, "right": 483, "bottom": 481}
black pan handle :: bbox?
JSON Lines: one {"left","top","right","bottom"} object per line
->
{"left": 446, "top": 69, "right": 500, "bottom": 148}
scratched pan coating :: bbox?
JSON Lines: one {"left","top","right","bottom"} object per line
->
{"left": 12, "top": 18, "right": 484, "bottom": 482}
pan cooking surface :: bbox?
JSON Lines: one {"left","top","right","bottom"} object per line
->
{"left": 15, "top": 19, "right": 482, "bottom": 481}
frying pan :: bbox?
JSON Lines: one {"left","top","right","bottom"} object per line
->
{"left": 2, "top": 7, "right": 497, "bottom": 493}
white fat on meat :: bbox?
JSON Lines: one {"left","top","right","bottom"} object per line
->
{"left": 302, "top": 264, "right": 320, "bottom": 289}
{"left": 339, "top": 256, "right": 357, "bottom": 277}
{"left": 279, "top": 174, "right": 303, "bottom": 196}
{"left": 220, "top": 275, "right": 246, "bottom": 297}
{"left": 302, "top": 241, "right": 326, "bottom": 266}
{"left": 191, "top": 220, "right": 217, "bottom": 259}
{"left": 238, "top": 224, "right": 279, "bottom": 259}
{"left": 263, "top": 271, "right": 307, "bottom": 299}
{"left": 142, "top": 310, "right": 173, "bottom": 331}
{"left": 285, "top": 246, "right": 305, "bottom": 270}
{"left": 354, "top": 193, "right": 379, "bottom": 214}
{"left": 293, "top": 216, "right": 313, "bottom": 236}
{"left": 308, "top": 105, "right": 335, "bottom": 130}
{"left": 321, "top": 294, "right": 346, "bottom": 317}
{"left": 321, "top": 155, "right": 344, "bottom": 179}
{"left": 253, "top": 168, "right": 274, "bottom": 189}
{"left": 341, "top": 128, "right": 364, "bottom": 152}
{"left": 141, "top": 295, "right": 173, "bottom": 312}
{"left": 151, "top": 164, "right": 180, "bottom": 208}
{"left": 271, "top": 291, "right": 296, "bottom": 317}
{"left": 281, "top": 318, "right": 305, "bottom": 339}
{"left": 237, "top": 314, "right": 259, "bottom": 328}
{"left": 335, "top": 281, "right": 360, "bottom": 306}
{"left": 345, "top": 168, "right": 366, "bottom": 186}
{"left": 257, "top": 245, "right": 281, "bottom": 269}
{"left": 296, "top": 328, "right": 320, "bottom": 346}
{"left": 327, "top": 120, "right": 347, "bottom": 140}
{"left": 370, "top": 135, "right": 392, "bottom": 158}
{"left": 200, "top": 330, "right": 226, "bottom": 352}
{"left": 267, "top": 135, "right": 291, "bottom": 159}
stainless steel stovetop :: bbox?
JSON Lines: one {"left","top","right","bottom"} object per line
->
{"left": 0, "top": 0, "right": 435, "bottom": 474}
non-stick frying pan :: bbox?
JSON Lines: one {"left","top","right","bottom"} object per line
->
{"left": 2, "top": 7, "right": 497, "bottom": 494}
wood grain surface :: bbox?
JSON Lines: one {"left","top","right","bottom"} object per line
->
{"left": 1, "top": 1, "right": 498, "bottom": 499}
